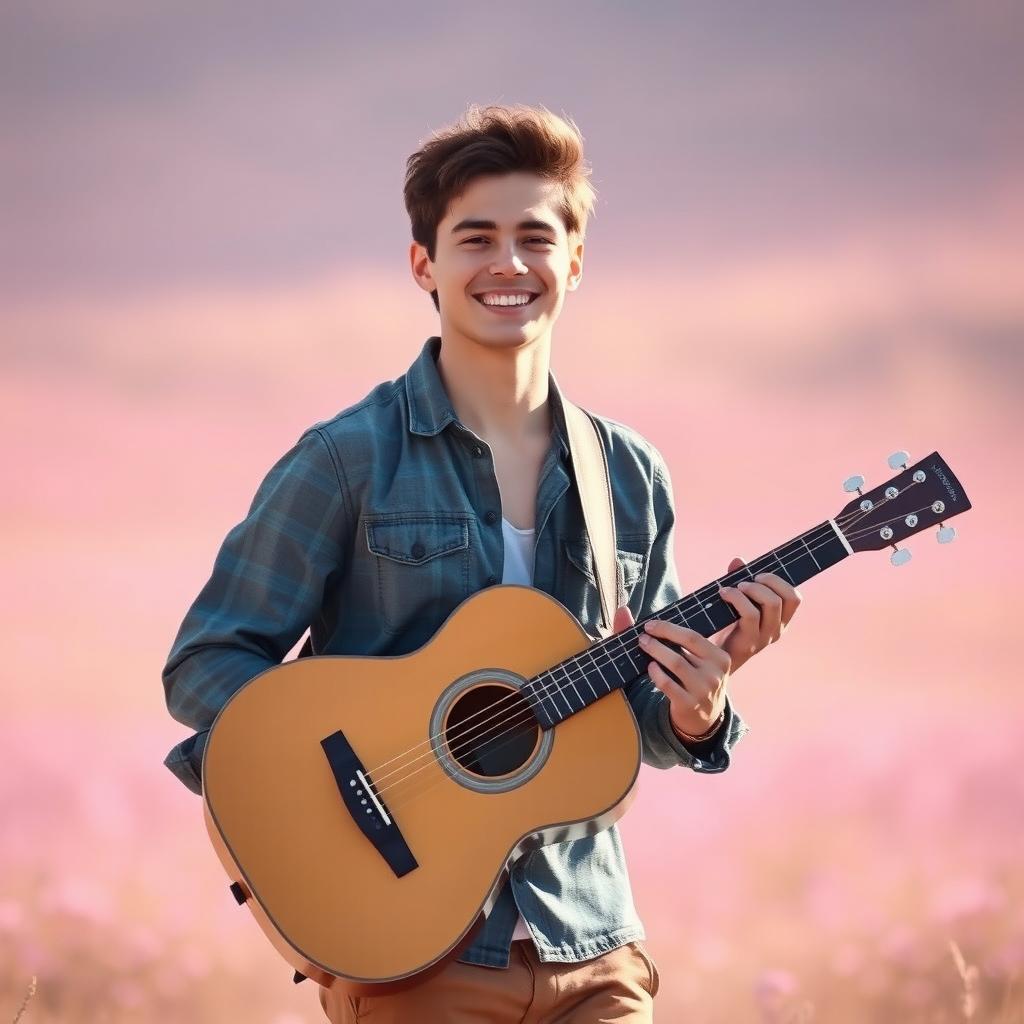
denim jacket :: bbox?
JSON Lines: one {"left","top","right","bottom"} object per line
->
{"left": 161, "top": 336, "right": 749, "bottom": 969}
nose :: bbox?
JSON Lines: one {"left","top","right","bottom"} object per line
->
{"left": 488, "top": 247, "right": 529, "bottom": 276}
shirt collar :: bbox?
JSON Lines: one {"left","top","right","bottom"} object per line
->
{"left": 405, "top": 336, "right": 570, "bottom": 462}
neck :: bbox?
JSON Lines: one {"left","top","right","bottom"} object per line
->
{"left": 435, "top": 328, "right": 553, "bottom": 442}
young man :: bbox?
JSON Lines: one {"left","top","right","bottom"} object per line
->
{"left": 162, "top": 103, "right": 801, "bottom": 1023}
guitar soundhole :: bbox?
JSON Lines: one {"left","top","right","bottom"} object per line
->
{"left": 444, "top": 684, "right": 539, "bottom": 779}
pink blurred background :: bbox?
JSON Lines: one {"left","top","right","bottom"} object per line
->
{"left": 2, "top": 3, "right": 1021, "bottom": 1021}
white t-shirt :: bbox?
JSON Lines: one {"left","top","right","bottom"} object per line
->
{"left": 500, "top": 516, "right": 537, "bottom": 943}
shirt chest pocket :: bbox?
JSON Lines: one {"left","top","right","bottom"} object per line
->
{"left": 364, "top": 513, "right": 472, "bottom": 634}
{"left": 563, "top": 535, "right": 649, "bottom": 628}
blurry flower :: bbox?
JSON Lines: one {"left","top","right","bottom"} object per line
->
{"left": 691, "top": 933, "right": 731, "bottom": 971}
{"left": 122, "top": 923, "right": 163, "bottom": 968}
{"left": 756, "top": 968, "right": 799, "bottom": 1000}
{"left": 983, "top": 936, "right": 1024, "bottom": 975}
{"left": 878, "top": 923, "right": 918, "bottom": 967}
{"left": 17, "top": 937, "right": 56, "bottom": 975}
{"left": 755, "top": 968, "right": 800, "bottom": 1023}
{"left": 79, "top": 774, "right": 133, "bottom": 841}
{"left": 0, "top": 898, "right": 24, "bottom": 931}
{"left": 931, "top": 877, "right": 1002, "bottom": 926}
{"left": 899, "top": 976, "right": 936, "bottom": 1008}
{"left": 40, "top": 876, "right": 114, "bottom": 925}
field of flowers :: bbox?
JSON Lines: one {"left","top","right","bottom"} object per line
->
{"left": 3, "top": 695, "right": 1022, "bottom": 1023}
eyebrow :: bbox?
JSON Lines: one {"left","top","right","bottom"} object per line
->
{"left": 450, "top": 218, "right": 559, "bottom": 235}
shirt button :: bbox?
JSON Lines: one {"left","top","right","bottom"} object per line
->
{"left": 484, "top": 510, "right": 498, "bottom": 525}
{"left": 472, "top": 444, "right": 484, "bottom": 458}
{"left": 411, "top": 542, "right": 425, "bottom": 559}
{"left": 692, "top": 759, "right": 703, "bottom": 769}
{"left": 486, "top": 575, "right": 498, "bottom": 586}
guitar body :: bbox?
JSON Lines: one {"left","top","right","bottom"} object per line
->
{"left": 202, "top": 584, "right": 642, "bottom": 991}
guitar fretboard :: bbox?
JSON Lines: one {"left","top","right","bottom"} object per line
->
{"left": 523, "top": 519, "right": 850, "bottom": 728}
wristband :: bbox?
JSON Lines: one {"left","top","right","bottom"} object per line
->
{"left": 673, "top": 709, "right": 725, "bottom": 743}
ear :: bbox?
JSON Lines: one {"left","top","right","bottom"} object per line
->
{"left": 565, "top": 238, "right": 584, "bottom": 292}
{"left": 409, "top": 240, "right": 436, "bottom": 295}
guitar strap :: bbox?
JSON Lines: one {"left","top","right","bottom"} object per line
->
{"left": 557, "top": 392, "right": 625, "bottom": 639}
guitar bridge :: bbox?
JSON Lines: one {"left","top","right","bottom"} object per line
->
{"left": 320, "top": 729, "right": 419, "bottom": 878}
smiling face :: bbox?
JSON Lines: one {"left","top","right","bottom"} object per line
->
{"left": 410, "top": 171, "right": 584, "bottom": 351}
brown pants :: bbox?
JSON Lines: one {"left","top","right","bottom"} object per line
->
{"left": 318, "top": 938, "right": 660, "bottom": 1023}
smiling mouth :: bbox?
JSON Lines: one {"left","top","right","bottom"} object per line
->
{"left": 473, "top": 293, "right": 540, "bottom": 310}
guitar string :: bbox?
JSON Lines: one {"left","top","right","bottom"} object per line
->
{"left": 366, "top": 490, "right": 914, "bottom": 797}
{"left": 373, "top": 502, "right": 918, "bottom": 807}
{"left": 378, "top": 495, "right": 942, "bottom": 815}
{"left": 376, "top": 500, "right": 938, "bottom": 817}
{"left": 365, "top": 491, "right": 910, "bottom": 797}
{"left": 367, "top": 493, "right": 931, "bottom": 804}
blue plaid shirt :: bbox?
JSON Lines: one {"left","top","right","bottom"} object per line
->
{"left": 162, "top": 336, "right": 748, "bottom": 968}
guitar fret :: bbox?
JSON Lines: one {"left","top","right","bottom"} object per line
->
{"left": 800, "top": 535, "right": 823, "bottom": 571}
{"left": 701, "top": 592, "right": 736, "bottom": 633}
{"left": 606, "top": 643, "right": 630, "bottom": 684}
{"left": 603, "top": 643, "right": 627, "bottom": 684}
{"left": 775, "top": 537, "right": 817, "bottom": 586}
{"left": 697, "top": 600, "right": 717, "bottom": 632}
{"left": 557, "top": 664, "right": 580, "bottom": 716}
{"left": 579, "top": 652, "right": 601, "bottom": 702}
{"left": 537, "top": 672, "right": 561, "bottom": 724}
{"left": 771, "top": 549, "right": 794, "bottom": 584}
{"left": 566, "top": 662, "right": 587, "bottom": 712}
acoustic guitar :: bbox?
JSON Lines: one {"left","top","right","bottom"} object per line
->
{"left": 200, "top": 449, "right": 970, "bottom": 992}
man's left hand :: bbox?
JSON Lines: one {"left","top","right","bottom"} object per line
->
{"left": 616, "top": 557, "right": 802, "bottom": 739}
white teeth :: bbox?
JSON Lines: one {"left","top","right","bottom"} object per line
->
{"left": 479, "top": 293, "right": 532, "bottom": 306}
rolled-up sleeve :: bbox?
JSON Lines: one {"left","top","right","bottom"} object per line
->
{"left": 161, "top": 427, "right": 351, "bottom": 794}
{"left": 623, "top": 450, "right": 749, "bottom": 773}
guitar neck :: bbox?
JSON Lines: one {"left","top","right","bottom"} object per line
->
{"left": 523, "top": 518, "right": 852, "bottom": 729}
{"left": 523, "top": 448, "right": 971, "bottom": 729}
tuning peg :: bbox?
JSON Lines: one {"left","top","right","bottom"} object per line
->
{"left": 843, "top": 474, "right": 865, "bottom": 493}
{"left": 937, "top": 524, "right": 957, "bottom": 544}
{"left": 887, "top": 450, "right": 911, "bottom": 471}
{"left": 890, "top": 544, "right": 912, "bottom": 567}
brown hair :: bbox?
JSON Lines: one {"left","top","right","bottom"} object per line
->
{"left": 404, "top": 103, "right": 597, "bottom": 312}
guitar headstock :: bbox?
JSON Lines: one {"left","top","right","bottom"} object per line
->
{"left": 834, "top": 450, "right": 972, "bottom": 564}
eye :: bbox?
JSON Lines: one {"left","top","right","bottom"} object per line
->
{"left": 461, "top": 236, "right": 553, "bottom": 246}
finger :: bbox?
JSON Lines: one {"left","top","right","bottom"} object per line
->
{"left": 640, "top": 637, "right": 723, "bottom": 712}
{"left": 642, "top": 618, "right": 721, "bottom": 662}
{"left": 719, "top": 584, "right": 761, "bottom": 641}
{"left": 646, "top": 659, "right": 700, "bottom": 710}
{"left": 736, "top": 579, "right": 783, "bottom": 644}
{"left": 638, "top": 632, "right": 700, "bottom": 687}
{"left": 613, "top": 605, "right": 635, "bottom": 634}
{"left": 750, "top": 573, "right": 803, "bottom": 627}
